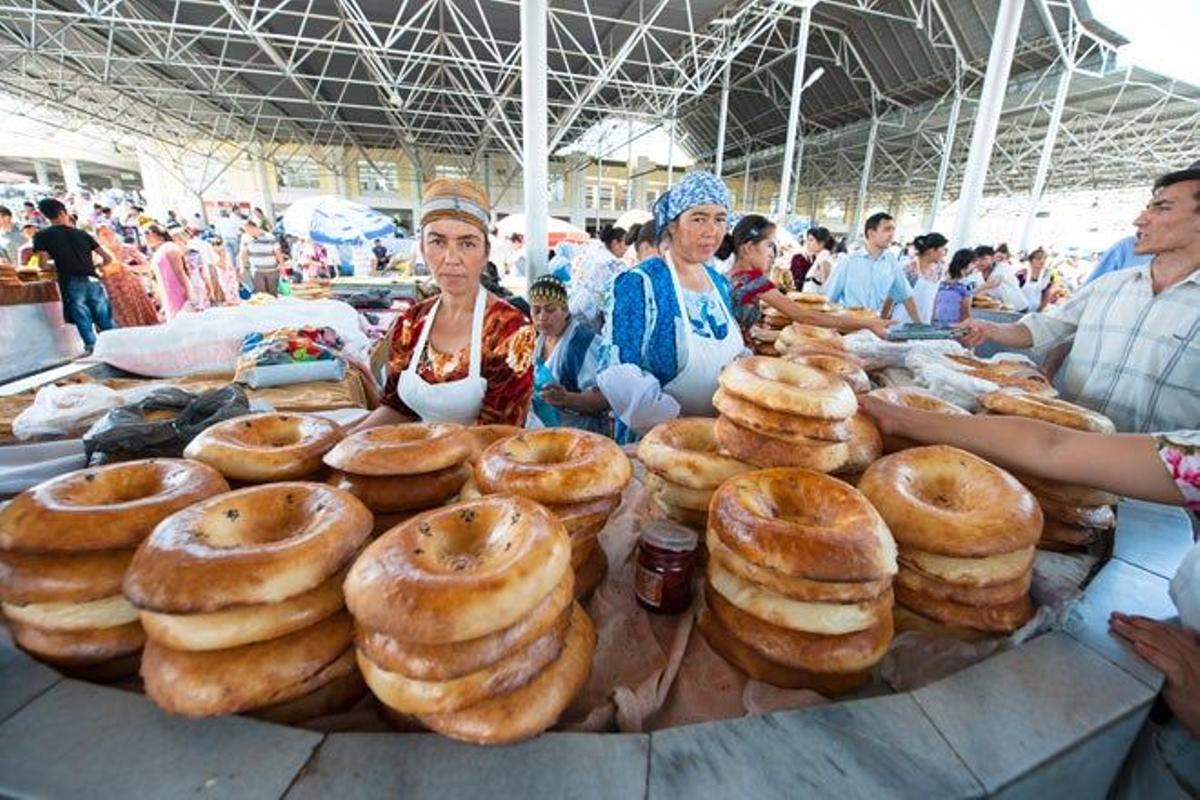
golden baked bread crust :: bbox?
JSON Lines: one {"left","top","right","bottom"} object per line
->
{"left": 719, "top": 357, "right": 856, "bottom": 420}
{"left": 476, "top": 429, "right": 632, "bottom": 503}
{"left": 859, "top": 446, "right": 1042, "bottom": 557}
{"left": 0, "top": 459, "right": 228, "bottom": 552}
{"left": 0, "top": 547, "right": 133, "bottom": 605}
{"left": 714, "top": 416, "right": 850, "bottom": 472}
{"left": 124, "top": 482, "right": 371, "bottom": 613}
{"left": 140, "top": 611, "right": 355, "bottom": 717}
{"left": 183, "top": 412, "right": 342, "bottom": 482}
{"left": 637, "top": 418, "right": 753, "bottom": 488}
{"left": 345, "top": 496, "right": 570, "bottom": 644}
{"left": 711, "top": 467, "right": 897, "bottom": 582}
{"left": 326, "top": 463, "right": 469, "bottom": 513}
{"left": 323, "top": 423, "right": 475, "bottom": 476}
{"left": 416, "top": 603, "right": 596, "bottom": 745}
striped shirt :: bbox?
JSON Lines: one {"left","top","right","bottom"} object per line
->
{"left": 244, "top": 233, "right": 279, "bottom": 273}
{"left": 1019, "top": 264, "right": 1199, "bottom": 433}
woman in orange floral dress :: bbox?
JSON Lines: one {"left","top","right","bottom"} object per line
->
{"left": 95, "top": 226, "right": 161, "bottom": 327}
{"left": 350, "top": 178, "right": 534, "bottom": 430}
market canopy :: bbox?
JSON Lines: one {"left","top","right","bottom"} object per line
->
{"left": 281, "top": 196, "right": 396, "bottom": 245}
{"left": 0, "top": 0, "right": 1196, "bottom": 206}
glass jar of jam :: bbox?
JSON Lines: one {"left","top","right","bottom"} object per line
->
{"left": 635, "top": 521, "right": 699, "bottom": 614}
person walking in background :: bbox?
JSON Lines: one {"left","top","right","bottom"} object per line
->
{"left": 30, "top": 198, "right": 117, "bottom": 351}
{"left": 239, "top": 218, "right": 284, "bottom": 295}
{"left": 145, "top": 224, "right": 191, "bottom": 321}
{"left": 891, "top": 232, "right": 948, "bottom": 324}
{"left": 799, "top": 226, "right": 837, "bottom": 294}
{"left": 823, "top": 212, "right": 921, "bottom": 321}
{"left": 931, "top": 248, "right": 975, "bottom": 326}
{"left": 94, "top": 226, "right": 159, "bottom": 326}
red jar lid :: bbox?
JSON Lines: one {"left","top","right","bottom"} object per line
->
{"left": 638, "top": 520, "right": 698, "bottom": 553}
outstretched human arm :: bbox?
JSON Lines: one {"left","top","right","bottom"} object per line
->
{"left": 760, "top": 288, "right": 892, "bottom": 338}
{"left": 858, "top": 394, "right": 1185, "bottom": 506}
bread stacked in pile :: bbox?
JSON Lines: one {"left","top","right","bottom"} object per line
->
{"left": 0, "top": 459, "right": 227, "bottom": 678}
{"left": 977, "top": 390, "right": 1118, "bottom": 552}
{"left": 749, "top": 293, "right": 841, "bottom": 355}
{"left": 346, "top": 495, "right": 596, "bottom": 745}
{"left": 184, "top": 412, "right": 342, "bottom": 485}
{"left": 713, "top": 356, "right": 881, "bottom": 478}
{"left": 473, "top": 429, "right": 632, "bottom": 600}
{"left": 0, "top": 264, "right": 22, "bottom": 287}
{"left": 323, "top": 423, "right": 474, "bottom": 537}
{"left": 636, "top": 418, "right": 752, "bottom": 532}
{"left": 860, "top": 446, "right": 1042, "bottom": 638}
{"left": 701, "top": 468, "right": 897, "bottom": 695}
{"left": 123, "top": 482, "right": 373, "bottom": 721}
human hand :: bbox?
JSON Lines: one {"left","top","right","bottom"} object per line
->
{"left": 1110, "top": 612, "right": 1200, "bottom": 736}
{"left": 865, "top": 318, "right": 896, "bottom": 340}
{"left": 857, "top": 394, "right": 910, "bottom": 436}
{"left": 542, "top": 384, "right": 571, "bottom": 408}
{"left": 956, "top": 319, "right": 997, "bottom": 348}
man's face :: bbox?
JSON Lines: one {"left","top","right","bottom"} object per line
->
{"left": 866, "top": 220, "right": 895, "bottom": 249}
{"left": 1133, "top": 180, "right": 1200, "bottom": 255}
{"left": 977, "top": 254, "right": 993, "bottom": 270}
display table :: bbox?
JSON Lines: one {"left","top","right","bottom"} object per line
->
{"left": 0, "top": 499, "right": 1189, "bottom": 798}
{"left": 0, "top": 288, "right": 84, "bottom": 384}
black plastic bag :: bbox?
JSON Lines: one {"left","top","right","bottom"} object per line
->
{"left": 84, "top": 385, "right": 252, "bottom": 465}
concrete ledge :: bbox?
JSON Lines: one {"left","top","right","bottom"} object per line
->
{"left": 0, "top": 498, "right": 1188, "bottom": 798}
{"left": 285, "top": 732, "right": 649, "bottom": 800}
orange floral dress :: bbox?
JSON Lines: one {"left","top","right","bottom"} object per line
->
{"left": 382, "top": 294, "right": 535, "bottom": 426}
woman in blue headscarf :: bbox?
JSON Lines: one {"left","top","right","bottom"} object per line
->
{"left": 597, "top": 171, "right": 745, "bottom": 444}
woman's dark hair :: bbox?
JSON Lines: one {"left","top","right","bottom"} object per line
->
{"left": 599, "top": 226, "right": 627, "bottom": 248}
{"left": 145, "top": 224, "right": 170, "bottom": 241}
{"left": 805, "top": 226, "right": 835, "bottom": 251}
{"left": 636, "top": 220, "right": 657, "bottom": 248}
{"left": 948, "top": 248, "right": 975, "bottom": 279}
{"left": 913, "top": 232, "right": 948, "bottom": 255}
{"left": 731, "top": 214, "right": 774, "bottom": 252}
{"left": 1028, "top": 247, "right": 1046, "bottom": 262}
{"left": 714, "top": 233, "right": 735, "bottom": 261}
{"left": 624, "top": 223, "right": 642, "bottom": 246}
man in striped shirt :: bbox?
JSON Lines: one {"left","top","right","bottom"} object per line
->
{"left": 239, "top": 218, "right": 284, "bottom": 296}
{"left": 960, "top": 166, "right": 1200, "bottom": 433}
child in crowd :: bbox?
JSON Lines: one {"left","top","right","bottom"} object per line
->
{"left": 931, "top": 248, "right": 974, "bottom": 325}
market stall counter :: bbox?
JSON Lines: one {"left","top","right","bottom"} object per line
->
{"left": 0, "top": 280, "right": 84, "bottom": 384}
{"left": 0, "top": 496, "right": 1188, "bottom": 799}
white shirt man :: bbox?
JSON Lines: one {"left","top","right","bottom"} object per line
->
{"left": 960, "top": 167, "right": 1200, "bottom": 433}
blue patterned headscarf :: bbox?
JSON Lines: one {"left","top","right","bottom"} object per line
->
{"left": 652, "top": 170, "right": 731, "bottom": 244}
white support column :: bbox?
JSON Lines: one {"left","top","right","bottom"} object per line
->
{"left": 61, "top": 160, "right": 82, "bottom": 195}
{"left": 595, "top": 159, "right": 603, "bottom": 231}
{"left": 254, "top": 157, "right": 275, "bottom": 221}
{"left": 715, "top": 63, "right": 731, "bottom": 179}
{"left": 334, "top": 167, "right": 350, "bottom": 198}
{"left": 742, "top": 152, "right": 752, "bottom": 212}
{"left": 850, "top": 116, "right": 879, "bottom": 238}
{"left": 952, "top": 0, "right": 1026, "bottom": 248}
{"left": 520, "top": 0, "right": 549, "bottom": 281}
{"left": 33, "top": 160, "right": 50, "bottom": 188}
{"left": 1019, "top": 67, "right": 1072, "bottom": 251}
{"left": 777, "top": 1, "right": 815, "bottom": 218}
{"left": 791, "top": 137, "right": 806, "bottom": 218}
{"left": 626, "top": 118, "right": 635, "bottom": 210}
{"left": 570, "top": 167, "right": 586, "bottom": 228}
{"left": 926, "top": 89, "right": 963, "bottom": 231}
{"left": 410, "top": 152, "right": 422, "bottom": 226}
{"left": 666, "top": 116, "right": 676, "bottom": 189}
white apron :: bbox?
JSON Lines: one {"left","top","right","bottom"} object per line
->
{"left": 893, "top": 275, "right": 940, "bottom": 324}
{"left": 661, "top": 253, "right": 745, "bottom": 417}
{"left": 396, "top": 288, "right": 488, "bottom": 424}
